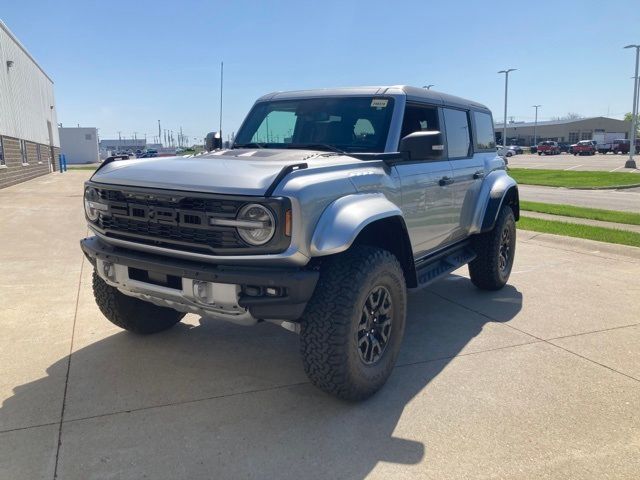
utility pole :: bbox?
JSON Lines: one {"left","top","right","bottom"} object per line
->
{"left": 498, "top": 69, "right": 517, "bottom": 147}
{"left": 158, "top": 120, "right": 162, "bottom": 147}
{"left": 532, "top": 105, "right": 541, "bottom": 146}
{"left": 624, "top": 44, "right": 639, "bottom": 169}
{"left": 219, "top": 61, "right": 224, "bottom": 138}
{"left": 180, "top": 126, "right": 183, "bottom": 148}
{"left": 118, "top": 131, "right": 122, "bottom": 151}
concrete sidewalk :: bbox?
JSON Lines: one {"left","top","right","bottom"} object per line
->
{"left": 1, "top": 171, "right": 639, "bottom": 480}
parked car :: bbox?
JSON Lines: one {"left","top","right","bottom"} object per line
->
{"left": 537, "top": 141, "right": 560, "bottom": 155}
{"left": 572, "top": 140, "right": 596, "bottom": 156}
{"left": 81, "top": 86, "right": 519, "bottom": 401}
{"left": 497, "top": 145, "right": 517, "bottom": 157}
{"left": 507, "top": 145, "right": 523, "bottom": 154}
{"left": 558, "top": 142, "right": 572, "bottom": 153}
{"left": 529, "top": 145, "right": 537, "bottom": 154}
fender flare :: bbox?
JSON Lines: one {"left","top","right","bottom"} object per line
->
{"left": 473, "top": 171, "right": 519, "bottom": 233}
{"left": 310, "top": 193, "right": 404, "bottom": 256}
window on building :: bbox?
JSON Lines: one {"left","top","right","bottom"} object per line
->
{"left": 0, "top": 137, "right": 5, "bottom": 167}
{"left": 472, "top": 111, "right": 496, "bottom": 150}
{"left": 20, "top": 140, "right": 28, "bottom": 165}
{"left": 85, "top": 134, "right": 92, "bottom": 140}
{"left": 580, "top": 131, "right": 592, "bottom": 140}
{"left": 568, "top": 132, "right": 579, "bottom": 143}
{"left": 37, "top": 144, "right": 43, "bottom": 163}
{"left": 443, "top": 108, "right": 471, "bottom": 159}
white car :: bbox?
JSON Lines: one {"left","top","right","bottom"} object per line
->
{"left": 496, "top": 145, "right": 516, "bottom": 158}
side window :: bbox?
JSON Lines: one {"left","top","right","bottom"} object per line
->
{"left": 20, "top": 140, "right": 28, "bottom": 165}
{"left": 443, "top": 108, "right": 471, "bottom": 159}
{"left": 473, "top": 111, "right": 495, "bottom": 150}
{"left": 400, "top": 104, "right": 439, "bottom": 141}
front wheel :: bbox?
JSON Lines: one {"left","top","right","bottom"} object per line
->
{"left": 300, "top": 246, "right": 407, "bottom": 401}
{"left": 92, "top": 272, "right": 185, "bottom": 334}
{"left": 469, "top": 205, "right": 516, "bottom": 291}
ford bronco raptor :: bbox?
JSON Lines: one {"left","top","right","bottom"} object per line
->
{"left": 81, "top": 86, "right": 519, "bottom": 401}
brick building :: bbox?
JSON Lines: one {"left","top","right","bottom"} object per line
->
{"left": 0, "top": 20, "right": 60, "bottom": 189}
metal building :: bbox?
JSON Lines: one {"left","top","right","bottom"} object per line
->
{"left": 0, "top": 20, "right": 60, "bottom": 189}
{"left": 494, "top": 117, "right": 630, "bottom": 146}
{"left": 59, "top": 127, "right": 99, "bottom": 164}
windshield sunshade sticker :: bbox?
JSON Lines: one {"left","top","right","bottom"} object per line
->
{"left": 370, "top": 98, "right": 389, "bottom": 108}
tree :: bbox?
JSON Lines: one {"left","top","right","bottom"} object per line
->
{"left": 550, "top": 112, "right": 584, "bottom": 121}
{"left": 624, "top": 113, "right": 640, "bottom": 134}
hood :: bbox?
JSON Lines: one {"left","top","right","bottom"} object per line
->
{"left": 90, "top": 149, "right": 360, "bottom": 195}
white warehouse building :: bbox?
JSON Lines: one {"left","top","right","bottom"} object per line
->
{"left": 0, "top": 19, "right": 60, "bottom": 189}
{"left": 59, "top": 127, "right": 99, "bottom": 164}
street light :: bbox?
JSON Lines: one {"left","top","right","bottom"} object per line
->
{"left": 624, "top": 45, "right": 639, "bottom": 169}
{"left": 422, "top": 84, "right": 434, "bottom": 89}
{"left": 498, "top": 69, "right": 516, "bottom": 147}
{"left": 532, "top": 105, "right": 541, "bottom": 146}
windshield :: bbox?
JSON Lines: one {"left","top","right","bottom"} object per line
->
{"left": 234, "top": 96, "right": 395, "bottom": 153}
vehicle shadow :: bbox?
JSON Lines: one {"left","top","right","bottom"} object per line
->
{"left": 1, "top": 274, "right": 523, "bottom": 479}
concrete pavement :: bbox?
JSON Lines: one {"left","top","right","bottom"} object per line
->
{"left": 519, "top": 184, "right": 640, "bottom": 211}
{"left": 1, "top": 171, "right": 640, "bottom": 480}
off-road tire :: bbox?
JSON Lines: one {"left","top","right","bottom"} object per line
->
{"left": 300, "top": 246, "right": 406, "bottom": 401}
{"left": 468, "top": 205, "right": 516, "bottom": 291}
{"left": 92, "top": 271, "right": 185, "bottom": 334}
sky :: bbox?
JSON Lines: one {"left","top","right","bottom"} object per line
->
{"left": 3, "top": 0, "right": 640, "bottom": 145}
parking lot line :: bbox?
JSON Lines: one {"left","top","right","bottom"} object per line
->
{"left": 564, "top": 164, "right": 583, "bottom": 171}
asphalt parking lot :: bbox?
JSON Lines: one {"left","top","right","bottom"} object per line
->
{"left": 508, "top": 152, "right": 640, "bottom": 172}
{"left": 1, "top": 172, "right": 640, "bottom": 480}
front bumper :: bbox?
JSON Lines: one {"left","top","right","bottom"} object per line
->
{"left": 80, "top": 236, "right": 319, "bottom": 325}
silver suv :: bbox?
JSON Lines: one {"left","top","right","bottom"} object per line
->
{"left": 81, "top": 86, "right": 519, "bottom": 400}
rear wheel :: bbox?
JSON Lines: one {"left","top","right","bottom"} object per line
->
{"left": 92, "top": 272, "right": 185, "bottom": 334}
{"left": 300, "top": 246, "right": 407, "bottom": 401}
{"left": 469, "top": 205, "right": 516, "bottom": 291}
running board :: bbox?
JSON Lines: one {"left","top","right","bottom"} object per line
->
{"left": 414, "top": 243, "right": 477, "bottom": 288}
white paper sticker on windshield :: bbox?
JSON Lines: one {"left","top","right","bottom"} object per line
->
{"left": 371, "top": 98, "right": 389, "bottom": 108}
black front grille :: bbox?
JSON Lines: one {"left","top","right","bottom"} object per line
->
{"left": 90, "top": 184, "right": 291, "bottom": 256}
{"left": 95, "top": 187, "right": 248, "bottom": 253}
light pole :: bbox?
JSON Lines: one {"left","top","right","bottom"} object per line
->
{"left": 532, "top": 105, "right": 541, "bottom": 146}
{"left": 422, "top": 84, "right": 434, "bottom": 89}
{"left": 624, "top": 45, "right": 639, "bottom": 168}
{"left": 498, "top": 69, "right": 516, "bottom": 147}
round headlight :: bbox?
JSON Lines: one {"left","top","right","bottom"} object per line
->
{"left": 84, "top": 187, "right": 100, "bottom": 222}
{"left": 236, "top": 203, "right": 276, "bottom": 246}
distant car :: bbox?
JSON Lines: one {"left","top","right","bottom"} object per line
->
{"left": 507, "top": 145, "right": 523, "bottom": 154}
{"left": 558, "top": 142, "right": 572, "bottom": 153}
{"left": 537, "top": 141, "right": 560, "bottom": 155}
{"left": 529, "top": 145, "right": 537, "bottom": 154}
{"left": 608, "top": 139, "right": 640, "bottom": 154}
{"left": 572, "top": 140, "right": 596, "bottom": 156}
{"left": 104, "top": 154, "right": 130, "bottom": 162}
{"left": 497, "top": 145, "right": 516, "bottom": 157}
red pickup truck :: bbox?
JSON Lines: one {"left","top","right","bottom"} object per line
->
{"left": 572, "top": 140, "right": 596, "bottom": 156}
{"left": 537, "top": 141, "right": 560, "bottom": 155}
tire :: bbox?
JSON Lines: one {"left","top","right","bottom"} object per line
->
{"left": 538, "top": 152, "right": 542, "bottom": 156}
{"left": 92, "top": 271, "right": 185, "bottom": 334}
{"left": 300, "top": 246, "right": 407, "bottom": 401}
{"left": 468, "top": 205, "right": 516, "bottom": 291}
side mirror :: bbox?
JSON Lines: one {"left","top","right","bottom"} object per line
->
{"left": 399, "top": 130, "right": 444, "bottom": 161}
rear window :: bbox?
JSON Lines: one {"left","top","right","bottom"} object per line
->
{"left": 472, "top": 111, "right": 495, "bottom": 150}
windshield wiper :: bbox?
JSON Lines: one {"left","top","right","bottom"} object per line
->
{"left": 286, "top": 143, "right": 347, "bottom": 154}
{"left": 233, "top": 142, "right": 267, "bottom": 149}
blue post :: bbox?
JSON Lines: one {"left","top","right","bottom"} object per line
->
{"left": 60, "top": 154, "right": 67, "bottom": 172}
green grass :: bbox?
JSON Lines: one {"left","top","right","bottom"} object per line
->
{"left": 518, "top": 217, "right": 640, "bottom": 248}
{"left": 508, "top": 168, "right": 640, "bottom": 188}
{"left": 520, "top": 201, "right": 640, "bottom": 226}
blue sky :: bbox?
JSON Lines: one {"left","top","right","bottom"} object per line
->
{"left": 3, "top": 0, "right": 639, "bottom": 144}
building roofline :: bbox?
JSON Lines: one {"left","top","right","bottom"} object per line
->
{"left": 494, "top": 116, "right": 628, "bottom": 128}
{"left": 0, "top": 19, "right": 54, "bottom": 83}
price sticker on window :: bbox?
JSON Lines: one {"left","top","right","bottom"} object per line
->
{"left": 370, "top": 98, "right": 389, "bottom": 108}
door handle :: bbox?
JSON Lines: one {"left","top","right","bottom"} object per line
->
{"left": 473, "top": 170, "right": 485, "bottom": 179}
{"left": 438, "top": 176, "right": 454, "bottom": 186}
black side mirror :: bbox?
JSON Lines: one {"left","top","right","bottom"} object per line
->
{"left": 399, "top": 130, "right": 444, "bottom": 161}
